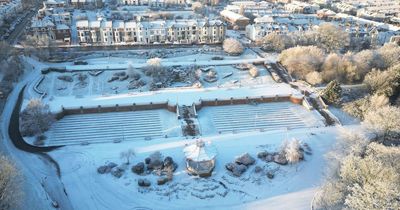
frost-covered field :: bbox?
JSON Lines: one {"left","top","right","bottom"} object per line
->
{"left": 37, "top": 64, "right": 275, "bottom": 98}
{"left": 50, "top": 127, "right": 338, "bottom": 210}
{"left": 20, "top": 51, "right": 336, "bottom": 209}
{"left": 198, "top": 102, "right": 325, "bottom": 135}
{"left": 45, "top": 109, "right": 180, "bottom": 146}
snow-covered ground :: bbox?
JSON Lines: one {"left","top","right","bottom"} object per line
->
{"left": 37, "top": 64, "right": 276, "bottom": 98}
{"left": 49, "top": 126, "right": 340, "bottom": 210}
{"left": 15, "top": 53, "right": 347, "bottom": 210}
{"left": 198, "top": 102, "right": 325, "bottom": 135}
{"left": 45, "top": 109, "right": 181, "bottom": 146}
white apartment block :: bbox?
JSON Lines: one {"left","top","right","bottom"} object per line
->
{"left": 246, "top": 15, "right": 319, "bottom": 41}
{"left": 76, "top": 18, "right": 226, "bottom": 45}
{"left": 118, "top": 0, "right": 186, "bottom": 6}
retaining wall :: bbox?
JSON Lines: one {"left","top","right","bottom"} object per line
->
{"left": 55, "top": 94, "right": 304, "bottom": 120}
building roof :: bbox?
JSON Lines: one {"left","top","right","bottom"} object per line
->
{"left": 220, "top": 10, "right": 250, "bottom": 21}
{"left": 184, "top": 140, "right": 217, "bottom": 162}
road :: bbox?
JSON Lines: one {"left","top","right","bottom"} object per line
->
{"left": 5, "top": 3, "right": 39, "bottom": 45}
{"left": 0, "top": 63, "right": 73, "bottom": 210}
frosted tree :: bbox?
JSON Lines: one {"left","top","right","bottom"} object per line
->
{"left": 321, "top": 53, "right": 344, "bottom": 82}
{"left": 0, "top": 155, "right": 22, "bottom": 210}
{"left": 20, "top": 99, "right": 54, "bottom": 137}
{"left": 363, "top": 65, "right": 400, "bottom": 97}
{"left": 248, "top": 66, "right": 259, "bottom": 78}
{"left": 363, "top": 106, "right": 400, "bottom": 141}
{"left": 343, "top": 94, "right": 389, "bottom": 120}
{"left": 305, "top": 71, "right": 322, "bottom": 85}
{"left": 191, "top": 2, "right": 204, "bottom": 14}
{"left": 315, "top": 23, "right": 350, "bottom": 53}
{"left": 127, "top": 64, "right": 140, "bottom": 80}
{"left": 120, "top": 149, "right": 135, "bottom": 165}
{"left": 223, "top": 38, "right": 244, "bottom": 55}
{"left": 144, "top": 57, "right": 164, "bottom": 77}
{"left": 284, "top": 138, "right": 302, "bottom": 164}
{"left": 261, "top": 32, "right": 294, "bottom": 52}
{"left": 377, "top": 43, "right": 400, "bottom": 69}
{"left": 278, "top": 46, "right": 325, "bottom": 79}
{"left": 314, "top": 180, "right": 346, "bottom": 210}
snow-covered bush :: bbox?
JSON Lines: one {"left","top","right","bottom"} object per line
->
{"left": 305, "top": 71, "right": 322, "bottom": 85}
{"left": 316, "top": 129, "right": 400, "bottom": 210}
{"left": 223, "top": 38, "right": 244, "bottom": 56}
{"left": 363, "top": 105, "right": 400, "bottom": 141}
{"left": 376, "top": 43, "right": 400, "bottom": 69}
{"left": 248, "top": 66, "right": 259, "bottom": 78}
{"left": 20, "top": 99, "right": 54, "bottom": 137}
{"left": 0, "top": 155, "right": 22, "bottom": 210}
{"left": 261, "top": 32, "right": 294, "bottom": 52}
{"left": 363, "top": 66, "right": 400, "bottom": 97}
{"left": 279, "top": 46, "right": 325, "bottom": 79}
{"left": 343, "top": 94, "right": 389, "bottom": 120}
{"left": 127, "top": 64, "right": 141, "bottom": 80}
{"left": 283, "top": 139, "right": 303, "bottom": 164}
{"left": 191, "top": 2, "right": 204, "bottom": 14}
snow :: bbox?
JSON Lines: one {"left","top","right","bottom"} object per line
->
{"left": 184, "top": 140, "right": 217, "bottom": 162}
{"left": 49, "top": 126, "right": 340, "bottom": 210}
{"left": 198, "top": 102, "right": 325, "bottom": 135}
{"left": 45, "top": 109, "right": 181, "bottom": 146}
{"left": 12, "top": 54, "right": 343, "bottom": 210}
{"left": 45, "top": 83, "right": 298, "bottom": 113}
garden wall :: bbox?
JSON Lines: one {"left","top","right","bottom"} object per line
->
{"left": 55, "top": 94, "right": 303, "bottom": 120}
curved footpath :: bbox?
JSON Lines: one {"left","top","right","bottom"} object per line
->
{"left": 8, "top": 86, "right": 62, "bottom": 152}
{"left": 0, "top": 62, "right": 73, "bottom": 210}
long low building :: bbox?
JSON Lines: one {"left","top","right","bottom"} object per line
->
{"left": 76, "top": 18, "right": 226, "bottom": 45}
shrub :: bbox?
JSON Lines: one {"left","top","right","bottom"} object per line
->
{"left": 20, "top": 99, "right": 54, "bottom": 137}
{"left": 248, "top": 66, "right": 259, "bottom": 78}
{"left": 223, "top": 38, "right": 244, "bottom": 56}
{"left": 305, "top": 71, "right": 322, "bottom": 85}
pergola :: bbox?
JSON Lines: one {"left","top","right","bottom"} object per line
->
{"left": 183, "top": 140, "right": 218, "bottom": 177}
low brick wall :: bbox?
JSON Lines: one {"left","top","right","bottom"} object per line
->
{"left": 55, "top": 95, "right": 303, "bottom": 120}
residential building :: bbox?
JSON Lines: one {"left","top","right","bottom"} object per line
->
{"left": 245, "top": 14, "right": 318, "bottom": 41}
{"left": 220, "top": 10, "right": 250, "bottom": 29}
{"left": 76, "top": 18, "right": 226, "bottom": 45}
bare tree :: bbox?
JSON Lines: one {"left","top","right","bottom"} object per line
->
{"left": 0, "top": 155, "right": 22, "bottom": 210}
{"left": 120, "top": 149, "right": 135, "bottom": 165}
{"left": 223, "top": 38, "right": 244, "bottom": 56}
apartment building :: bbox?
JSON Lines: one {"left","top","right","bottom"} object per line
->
{"left": 245, "top": 14, "right": 319, "bottom": 41}
{"left": 76, "top": 18, "right": 226, "bottom": 45}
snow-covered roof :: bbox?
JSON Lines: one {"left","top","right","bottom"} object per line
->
{"left": 31, "top": 18, "right": 55, "bottom": 28}
{"left": 220, "top": 10, "right": 250, "bottom": 21}
{"left": 184, "top": 140, "right": 217, "bottom": 162}
{"left": 76, "top": 20, "right": 88, "bottom": 28}
{"left": 56, "top": 24, "right": 69, "bottom": 30}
